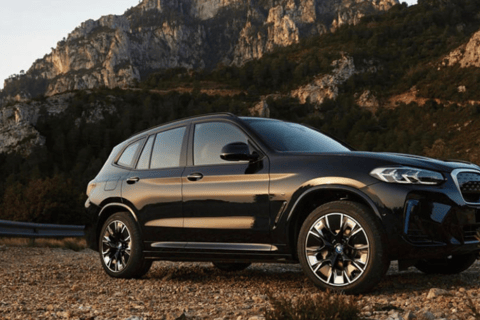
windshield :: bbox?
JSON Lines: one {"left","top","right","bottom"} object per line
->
{"left": 243, "top": 118, "right": 351, "bottom": 153}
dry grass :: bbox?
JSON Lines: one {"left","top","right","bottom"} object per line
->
{"left": 467, "top": 298, "right": 480, "bottom": 320}
{"left": 0, "top": 237, "right": 87, "bottom": 251}
{"left": 265, "top": 290, "right": 362, "bottom": 320}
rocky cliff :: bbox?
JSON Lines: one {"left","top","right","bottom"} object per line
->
{"left": 445, "top": 29, "right": 480, "bottom": 68}
{"left": 1, "top": 0, "right": 398, "bottom": 101}
{"left": 0, "top": 93, "right": 117, "bottom": 155}
{"left": 291, "top": 54, "right": 356, "bottom": 105}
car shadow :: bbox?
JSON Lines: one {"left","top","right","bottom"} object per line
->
{"left": 143, "top": 261, "right": 480, "bottom": 295}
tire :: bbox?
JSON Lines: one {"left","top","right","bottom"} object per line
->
{"left": 297, "top": 201, "right": 390, "bottom": 294}
{"left": 136, "top": 260, "right": 153, "bottom": 278}
{"left": 99, "top": 212, "right": 151, "bottom": 278}
{"left": 213, "top": 262, "right": 251, "bottom": 272}
{"left": 415, "top": 253, "right": 477, "bottom": 274}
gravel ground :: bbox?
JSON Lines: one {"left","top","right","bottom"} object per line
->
{"left": 1, "top": 245, "right": 480, "bottom": 320}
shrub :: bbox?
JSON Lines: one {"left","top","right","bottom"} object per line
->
{"left": 265, "top": 291, "right": 362, "bottom": 320}
{"left": 0, "top": 175, "right": 85, "bottom": 225}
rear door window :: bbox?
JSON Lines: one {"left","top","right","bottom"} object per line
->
{"left": 150, "top": 127, "right": 187, "bottom": 169}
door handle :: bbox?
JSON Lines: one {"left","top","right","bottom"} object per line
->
{"left": 187, "top": 173, "right": 203, "bottom": 181}
{"left": 126, "top": 177, "right": 140, "bottom": 184}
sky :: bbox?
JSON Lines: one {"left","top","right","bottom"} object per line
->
{"left": 0, "top": 0, "right": 418, "bottom": 90}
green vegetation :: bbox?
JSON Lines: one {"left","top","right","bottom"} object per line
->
{"left": 1, "top": 86, "right": 479, "bottom": 225}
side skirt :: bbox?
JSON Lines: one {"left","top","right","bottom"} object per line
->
{"left": 143, "top": 251, "right": 295, "bottom": 263}
{"left": 143, "top": 241, "right": 295, "bottom": 262}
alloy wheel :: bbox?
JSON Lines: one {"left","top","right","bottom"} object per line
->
{"left": 304, "top": 212, "right": 370, "bottom": 286}
{"left": 101, "top": 220, "right": 132, "bottom": 273}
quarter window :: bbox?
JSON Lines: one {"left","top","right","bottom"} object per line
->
{"left": 194, "top": 122, "right": 248, "bottom": 166}
{"left": 117, "top": 140, "right": 143, "bottom": 168}
{"left": 150, "top": 127, "right": 186, "bottom": 169}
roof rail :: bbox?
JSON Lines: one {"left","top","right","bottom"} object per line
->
{"left": 127, "top": 112, "right": 238, "bottom": 139}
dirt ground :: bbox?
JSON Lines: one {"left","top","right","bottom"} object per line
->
{"left": 1, "top": 246, "right": 480, "bottom": 320}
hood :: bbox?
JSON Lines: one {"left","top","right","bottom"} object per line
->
{"left": 345, "top": 152, "right": 480, "bottom": 172}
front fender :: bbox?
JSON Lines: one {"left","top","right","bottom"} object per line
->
{"left": 286, "top": 183, "right": 382, "bottom": 222}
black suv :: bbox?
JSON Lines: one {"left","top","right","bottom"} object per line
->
{"left": 85, "top": 113, "right": 480, "bottom": 293}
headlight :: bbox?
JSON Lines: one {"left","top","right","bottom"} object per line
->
{"left": 370, "top": 167, "right": 445, "bottom": 185}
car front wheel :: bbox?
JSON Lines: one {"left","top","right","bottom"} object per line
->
{"left": 99, "top": 212, "right": 151, "bottom": 278}
{"left": 297, "top": 201, "right": 389, "bottom": 294}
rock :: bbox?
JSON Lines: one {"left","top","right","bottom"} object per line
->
{"left": 445, "top": 29, "right": 480, "bottom": 68}
{"left": 291, "top": 54, "right": 356, "bottom": 105}
{"left": 0, "top": 245, "right": 6, "bottom": 252}
{"left": 250, "top": 100, "right": 270, "bottom": 118}
{"left": 162, "top": 270, "right": 174, "bottom": 281}
{"left": 2, "top": 0, "right": 398, "bottom": 99}
{"left": 404, "top": 310, "right": 416, "bottom": 320}
{"left": 248, "top": 316, "right": 265, "bottom": 320}
{"left": 387, "top": 312, "right": 405, "bottom": 320}
{"left": 252, "top": 295, "right": 267, "bottom": 304}
{"left": 166, "top": 311, "right": 189, "bottom": 320}
{"left": 422, "top": 311, "right": 435, "bottom": 320}
{"left": 356, "top": 90, "right": 380, "bottom": 111}
{"left": 427, "top": 288, "right": 450, "bottom": 299}
{"left": 57, "top": 311, "right": 71, "bottom": 318}
{"left": 0, "top": 92, "right": 117, "bottom": 155}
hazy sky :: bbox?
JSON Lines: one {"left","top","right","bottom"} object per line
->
{"left": 0, "top": 0, "right": 418, "bottom": 90}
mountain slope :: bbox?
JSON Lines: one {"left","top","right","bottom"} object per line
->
{"left": 0, "top": 0, "right": 397, "bottom": 102}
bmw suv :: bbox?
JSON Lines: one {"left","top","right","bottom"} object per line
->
{"left": 85, "top": 113, "right": 480, "bottom": 293}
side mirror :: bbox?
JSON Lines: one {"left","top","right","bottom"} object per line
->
{"left": 220, "top": 142, "right": 259, "bottom": 162}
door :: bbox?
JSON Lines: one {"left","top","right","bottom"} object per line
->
{"left": 182, "top": 121, "right": 271, "bottom": 249}
{"left": 121, "top": 126, "right": 188, "bottom": 249}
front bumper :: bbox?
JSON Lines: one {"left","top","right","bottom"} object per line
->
{"left": 364, "top": 178, "right": 480, "bottom": 260}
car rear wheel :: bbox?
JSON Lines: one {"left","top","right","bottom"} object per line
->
{"left": 297, "top": 201, "right": 390, "bottom": 294}
{"left": 99, "top": 212, "right": 151, "bottom": 278}
{"left": 213, "top": 262, "right": 251, "bottom": 272}
{"left": 415, "top": 253, "right": 477, "bottom": 274}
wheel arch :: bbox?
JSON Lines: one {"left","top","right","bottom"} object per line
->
{"left": 95, "top": 202, "right": 139, "bottom": 250}
{"left": 286, "top": 185, "right": 381, "bottom": 260}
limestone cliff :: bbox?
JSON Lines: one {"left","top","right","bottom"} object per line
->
{"left": 445, "top": 29, "right": 480, "bottom": 68}
{"left": 1, "top": 0, "right": 398, "bottom": 100}
{"left": 0, "top": 93, "right": 117, "bottom": 155}
{"left": 291, "top": 54, "right": 356, "bottom": 105}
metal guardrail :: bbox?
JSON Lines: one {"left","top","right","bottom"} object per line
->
{"left": 0, "top": 219, "right": 85, "bottom": 238}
